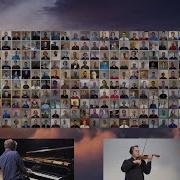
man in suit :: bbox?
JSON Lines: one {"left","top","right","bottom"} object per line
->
{"left": 121, "top": 145, "right": 152, "bottom": 180}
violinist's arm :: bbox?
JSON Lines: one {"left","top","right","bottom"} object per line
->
{"left": 121, "top": 160, "right": 137, "bottom": 172}
{"left": 141, "top": 160, "right": 151, "bottom": 175}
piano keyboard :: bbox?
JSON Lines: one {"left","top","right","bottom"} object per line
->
{"left": 28, "top": 169, "right": 62, "bottom": 180}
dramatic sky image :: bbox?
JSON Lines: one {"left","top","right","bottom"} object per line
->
{"left": 0, "top": 0, "right": 180, "bottom": 179}
{"left": 0, "top": 0, "right": 180, "bottom": 30}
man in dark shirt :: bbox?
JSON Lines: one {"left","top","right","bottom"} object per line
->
{"left": 139, "top": 120, "right": 149, "bottom": 128}
{"left": 0, "top": 139, "right": 31, "bottom": 180}
{"left": 121, "top": 145, "right": 152, "bottom": 180}
{"left": 2, "top": 41, "right": 11, "bottom": 50}
{"left": 71, "top": 120, "right": 80, "bottom": 128}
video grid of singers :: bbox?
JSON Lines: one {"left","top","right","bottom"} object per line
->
{"left": 0, "top": 31, "right": 180, "bottom": 128}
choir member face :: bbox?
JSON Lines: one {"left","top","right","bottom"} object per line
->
{"left": 114, "top": 90, "right": 117, "bottom": 95}
{"left": 83, "top": 120, "right": 87, "bottom": 125}
{"left": 111, "top": 32, "right": 115, "bottom": 38}
{"left": 162, "top": 120, "right": 166, "bottom": 125}
{"left": 132, "top": 32, "right": 137, "bottom": 39}
{"left": 93, "top": 109, "right": 97, "bottom": 114}
{"left": 4, "top": 32, "right": 8, "bottom": 36}
{"left": 141, "top": 120, "right": 146, "bottom": 125}
{"left": 24, "top": 121, "right": 28, "bottom": 126}
{"left": 122, "top": 110, "right": 126, "bottom": 116}
{"left": 83, "top": 101, "right": 87, "bottom": 105}
{"left": 102, "top": 80, "right": 107, "bottom": 86}
{"left": 83, "top": 71, "right": 87, "bottom": 77}
{"left": 171, "top": 32, "right": 175, "bottom": 38}
{"left": 44, "top": 120, "right": 48, "bottom": 125}
{"left": 44, "top": 41, "right": 48, "bottom": 47}
{"left": 73, "top": 91, "right": 77, "bottom": 96}
{"left": 141, "top": 31, "right": 145, "bottom": 38}
{"left": 54, "top": 120, "right": 58, "bottom": 125}
{"left": 53, "top": 70, "right": 57, "bottom": 76}
{"left": 151, "top": 81, "right": 156, "bottom": 87}
{"left": 102, "top": 32, "right": 106, "bottom": 38}
{"left": 73, "top": 120, "right": 78, "bottom": 125}
{"left": 34, "top": 119, "right": 38, "bottom": 125}
{"left": 122, "top": 32, "right": 126, "bottom": 38}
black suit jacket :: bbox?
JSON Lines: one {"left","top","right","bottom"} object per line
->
{"left": 121, "top": 157, "right": 151, "bottom": 180}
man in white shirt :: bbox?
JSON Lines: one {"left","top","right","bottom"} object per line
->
{"left": 61, "top": 119, "right": 69, "bottom": 128}
{"left": 119, "top": 120, "right": 129, "bottom": 128}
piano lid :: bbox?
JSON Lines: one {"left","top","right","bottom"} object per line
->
{"left": 26, "top": 146, "right": 74, "bottom": 154}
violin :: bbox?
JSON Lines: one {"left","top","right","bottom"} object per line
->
{"left": 137, "top": 154, "right": 160, "bottom": 160}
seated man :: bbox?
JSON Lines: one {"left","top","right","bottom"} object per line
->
{"left": 0, "top": 139, "right": 31, "bottom": 179}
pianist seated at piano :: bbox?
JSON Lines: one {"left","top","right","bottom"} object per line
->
{"left": 0, "top": 139, "right": 74, "bottom": 180}
{"left": 0, "top": 139, "right": 32, "bottom": 180}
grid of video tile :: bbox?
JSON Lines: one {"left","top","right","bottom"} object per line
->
{"left": 0, "top": 31, "right": 180, "bottom": 128}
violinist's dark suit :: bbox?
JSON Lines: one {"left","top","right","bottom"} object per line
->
{"left": 121, "top": 157, "right": 151, "bottom": 180}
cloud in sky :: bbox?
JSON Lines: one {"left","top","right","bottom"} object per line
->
{"left": 0, "top": 0, "right": 23, "bottom": 10}
{"left": 74, "top": 130, "right": 116, "bottom": 179}
{"left": 0, "top": 0, "right": 56, "bottom": 30}
{"left": 45, "top": 0, "right": 180, "bottom": 29}
{"left": 0, "top": 0, "right": 180, "bottom": 30}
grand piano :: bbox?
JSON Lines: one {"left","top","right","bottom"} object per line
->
{"left": 23, "top": 146, "right": 74, "bottom": 180}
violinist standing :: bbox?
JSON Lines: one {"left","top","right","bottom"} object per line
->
{"left": 121, "top": 145, "right": 153, "bottom": 180}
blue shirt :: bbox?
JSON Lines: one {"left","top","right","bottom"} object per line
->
{"left": 168, "top": 123, "right": 178, "bottom": 128}
{"left": 100, "top": 64, "right": 109, "bottom": 70}
{"left": 149, "top": 36, "right": 158, "bottom": 41}
{"left": 0, "top": 150, "right": 26, "bottom": 180}
{"left": 3, "top": 112, "right": 10, "bottom": 118}
{"left": 12, "top": 55, "right": 20, "bottom": 61}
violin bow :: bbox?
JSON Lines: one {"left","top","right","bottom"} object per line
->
{"left": 141, "top": 139, "right": 160, "bottom": 159}
{"left": 142, "top": 138, "right": 148, "bottom": 156}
